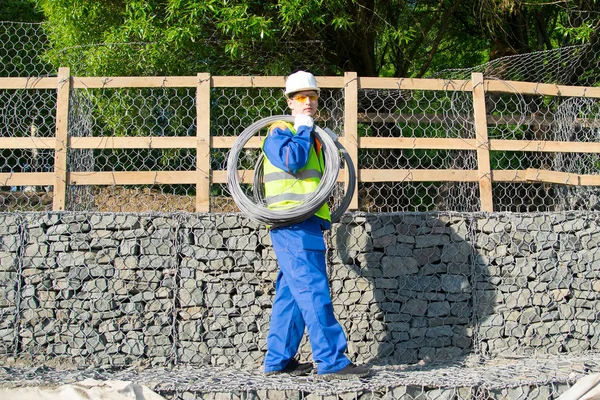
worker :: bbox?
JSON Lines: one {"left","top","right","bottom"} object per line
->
{"left": 262, "top": 70, "right": 370, "bottom": 380}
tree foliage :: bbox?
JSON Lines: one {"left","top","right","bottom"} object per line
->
{"left": 32, "top": 0, "right": 600, "bottom": 78}
{"left": 1, "top": 0, "right": 42, "bottom": 21}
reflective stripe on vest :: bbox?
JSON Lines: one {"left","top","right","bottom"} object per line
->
{"left": 263, "top": 169, "right": 323, "bottom": 183}
{"left": 264, "top": 192, "right": 312, "bottom": 205}
{"left": 262, "top": 121, "right": 331, "bottom": 221}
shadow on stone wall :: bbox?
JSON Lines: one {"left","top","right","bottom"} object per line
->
{"left": 330, "top": 212, "right": 487, "bottom": 367}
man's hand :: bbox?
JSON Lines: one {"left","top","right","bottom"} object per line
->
{"left": 294, "top": 114, "right": 314, "bottom": 131}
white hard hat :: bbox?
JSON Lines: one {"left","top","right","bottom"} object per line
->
{"left": 285, "top": 71, "right": 320, "bottom": 97}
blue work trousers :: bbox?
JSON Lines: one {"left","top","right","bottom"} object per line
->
{"left": 264, "top": 218, "right": 351, "bottom": 374}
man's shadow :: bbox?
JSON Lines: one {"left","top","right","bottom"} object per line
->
{"left": 328, "top": 212, "right": 494, "bottom": 367}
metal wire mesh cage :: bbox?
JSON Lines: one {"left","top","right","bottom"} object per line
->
{"left": 2, "top": 210, "right": 600, "bottom": 399}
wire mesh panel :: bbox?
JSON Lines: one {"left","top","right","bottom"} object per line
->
{"left": 486, "top": 90, "right": 600, "bottom": 212}
{"left": 0, "top": 88, "right": 56, "bottom": 212}
{"left": 2, "top": 79, "right": 600, "bottom": 213}
{"left": 66, "top": 87, "right": 198, "bottom": 212}
{"left": 434, "top": 43, "right": 600, "bottom": 87}
{"left": 0, "top": 213, "right": 21, "bottom": 357}
{"left": 0, "top": 22, "right": 53, "bottom": 78}
{"left": 15, "top": 213, "right": 180, "bottom": 367}
{"left": 3, "top": 16, "right": 600, "bottom": 400}
{"left": 473, "top": 212, "right": 600, "bottom": 358}
{"left": 2, "top": 210, "right": 600, "bottom": 399}
{"left": 358, "top": 87, "right": 480, "bottom": 212}
{"left": 13, "top": 210, "right": 595, "bottom": 369}
{"left": 210, "top": 87, "right": 288, "bottom": 213}
{"left": 329, "top": 213, "right": 475, "bottom": 366}
{"left": 176, "top": 214, "right": 273, "bottom": 367}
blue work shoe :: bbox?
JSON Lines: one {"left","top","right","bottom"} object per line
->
{"left": 264, "top": 358, "right": 314, "bottom": 376}
{"left": 318, "top": 363, "right": 370, "bottom": 380}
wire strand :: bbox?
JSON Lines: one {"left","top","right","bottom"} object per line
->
{"left": 227, "top": 115, "right": 356, "bottom": 227}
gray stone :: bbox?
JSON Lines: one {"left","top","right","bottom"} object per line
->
{"left": 140, "top": 237, "right": 174, "bottom": 255}
{"left": 476, "top": 218, "right": 511, "bottom": 233}
{"left": 373, "top": 234, "right": 397, "bottom": 248}
{"left": 401, "top": 298, "right": 428, "bottom": 316}
{"left": 114, "top": 256, "right": 138, "bottom": 270}
{"left": 193, "top": 231, "right": 224, "bottom": 249}
{"left": 415, "top": 234, "right": 450, "bottom": 248}
{"left": 333, "top": 224, "right": 372, "bottom": 251}
{"left": 23, "top": 243, "right": 47, "bottom": 256}
{"left": 0, "top": 252, "right": 17, "bottom": 271}
{"left": 120, "top": 239, "right": 140, "bottom": 255}
{"left": 428, "top": 301, "right": 451, "bottom": 317}
{"left": 441, "top": 274, "right": 471, "bottom": 293}
{"left": 381, "top": 256, "right": 419, "bottom": 274}
{"left": 179, "top": 288, "right": 204, "bottom": 307}
{"left": 90, "top": 215, "right": 141, "bottom": 230}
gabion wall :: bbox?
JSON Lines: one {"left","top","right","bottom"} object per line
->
{"left": 0, "top": 211, "right": 599, "bottom": 369}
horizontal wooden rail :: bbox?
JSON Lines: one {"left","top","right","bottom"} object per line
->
{"left": 69, "top": 171, "right": 197, "bottom": 185}
{"left": 0, "top": 77, "right": 58, "bottom": 89}
{"left": 2, "top": 168, "right": 597, "bottom": 187}
{"left": 491, "top": 169, "right": 600, "bottom": 185}
{"left": 489, "top": 140, "right": 600, "bottom": 153}
{"left": 484, "top": 80, "right": 600, "bottom": 98}
{"left": 212, "top": 76, "right": 345, "bottom": 89}
{"left": 67, "top": 76, "right": 347, "bottom": 89}
{"left": 358, "top": 137, "right": 477, "bottom": 150}
{"left": 5, "top": 136, "right": 600, "bottom": 154}
{"left": 0, "top": 172, "right": 54, "bottom": 186}
{"left": 525, "top": 168, "right": 600, "bottom": 186}
{"left": 358, "top": 77, "right": 472, "bottom": 91}
{"left": 72, "top": 76, "right": 198, "bottom": 88}
{"left": 0, "top": 137, "right": 56, "bottom": 149}
{"left": 491, "top": 170, "right": 529, "bottom": 182}
{"left": 2, "top": 75, "right": 599, "bottom": 97}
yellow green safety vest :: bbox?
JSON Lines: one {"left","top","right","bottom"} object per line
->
{"left": 262, "top": 121, "right": 331, "bottom": 222}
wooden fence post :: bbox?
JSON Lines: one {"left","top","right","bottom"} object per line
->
{"left": 53, "top": 67, "right": 70, "bottom": 211}
{"left": 196, "top": 73, "right": 212, "bottom": 212}
{"left": 471, "top": 72, "right": 494, "bottom": 211}
{"left": 344, "top": 72, "right": 359, "bottom": 210}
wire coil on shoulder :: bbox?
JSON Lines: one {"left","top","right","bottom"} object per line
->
{"left": 227, "top": 115, "right": 355, "bottom": 227}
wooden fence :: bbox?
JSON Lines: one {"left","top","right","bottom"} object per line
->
{"left": 2, "top": 67, "right": 600, "bottom": 213}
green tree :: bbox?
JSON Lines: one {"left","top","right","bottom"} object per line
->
{"left": 33, "top": 0, "right": 486, "bottom": 77}
{"left": 1, "top": 0, "right": 42, "bottom": 21}
{"left": 34, "top": 0, "right": 600, "bottom": 79}
{"left": 35, "top": 0, "right": 285, "bottom": 76}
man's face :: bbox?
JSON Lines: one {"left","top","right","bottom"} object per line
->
{"left": 287, "top": 90, "right": 319, "bottom": 117}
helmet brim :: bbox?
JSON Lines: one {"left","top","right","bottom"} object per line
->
{"left": 285, "top": 87, "right": 321, "bottom": 97}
